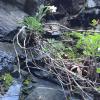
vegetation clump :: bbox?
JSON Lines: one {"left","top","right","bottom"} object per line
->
{"left": 0, "top": 73, "right": 13, "bottom": 95}
{"left": 13, "top": 4, "right": 100, "bottom": 100}
{"left": 76, "top": 32, "right": 100, "bottom": 57}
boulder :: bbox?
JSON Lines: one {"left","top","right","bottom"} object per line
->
{"left": 2, "top": 0, "right": 43, "bottom": 15}
{"left": 25, "top": 85, "right": 83, "bottom": 100}
{"left": 66, "top": 0, "right": 100, "bottom": 28}
{"left": 25, "top": 86, "right": 66, "bottom": 100}
{"left": 0, "top": 42, "right": 15, "bottom": 71}
{"left": 0, "top": 42, "right": 23, "bottom": 71}
{"left": 0, "top": 80, "right": 22, "bottom": 100}
{"left": 45, "top": 0, "right": 85, "bottom": 15}
{"left": 87, "top": 0, "right": 100, "bottom": 8}
{"left": 0, "top": 1, "right": 27, "bottom": 39}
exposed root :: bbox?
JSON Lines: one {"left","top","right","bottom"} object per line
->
{"left": 13, "top": 25, "right": 100, "bottom": 99}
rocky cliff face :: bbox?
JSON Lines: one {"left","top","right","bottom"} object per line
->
{"left": 2, "top": 0, "right": 100, "bottom": 16}
{"left": 0, "top": 1, "right": 100, "bottom": 100}
{"left": 45, "top": 0, "right": 86, "bottom": 15}
{"left": 2, "top": 0, "right": 44, "bottom": 15}
{"left": 0, "top": 1, "right": 27, "bottom": 40}
{"left": 0, "top": 0, "right": 100, "bottom": 40}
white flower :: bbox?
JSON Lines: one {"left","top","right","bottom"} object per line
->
{"left": 98, "top": 48, "right": 100, "bottom": 51}
{"left": 47, "top": 5, "right": 57, "bottom": 13}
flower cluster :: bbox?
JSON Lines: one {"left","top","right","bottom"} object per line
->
{"left": 47, "top": 5, "right": 57, "bottom": 13}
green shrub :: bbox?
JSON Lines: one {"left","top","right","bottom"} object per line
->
{"left": 0, "top": 73, "right": 13, "bottom": 87}
{"left": 23, "top": 17, "right": 43, "bottom": 32}
{"left": 76, "top": 33, "right": 100, "bottom": 57}
{"left": 23, "top": 5, "right": 50, "bottom": 33}
{"left": 42, "top": 39, "right": 65, "bottom": 58}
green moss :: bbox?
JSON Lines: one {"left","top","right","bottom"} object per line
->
{"left": 0, "top": 73, "right": 13, "bottom": 88}
{"left": 23, "top": 79, "right": 30, "bottom": 86}
{"left": 96, "top": 68, "right": 100, "bottom": 73}
{"left": 76, "top": 33, "right": 100, "bottom": 57}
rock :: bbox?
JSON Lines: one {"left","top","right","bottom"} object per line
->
{"left": 66, "top": 0, "right": 100, "bottom": 28}
{"left": 0, "top": 80, "right": 22, "bottom": 100}
{"left": 23, "top": 0, "right": 38, "bottom": 15}
{"left": 44, "top": 21, "right": 61, "bottom": 37}
{"left": 87, "top": 0, "right": 96, "bottom": 8}
{"left": 25, "top": 86, "right": 67, "bottom": 100}
{"left": 87, "top": 0, "right": 100, "bottom": 8}
{"left": 45, "top": 0, "right": 86, "bottom": 15}
{"left": 0, "top": 1, "right": 27, "bottom": 38}
{"left": 95, "top": 24, "right": 100, "bottom": 31}
{"left": 20, "top": 72, "right": 69, "bottom": 100}
{"left": 0, "top": 42, "right": 23, "bottom": 71}
{"left": 20, "top": 70, "right": 83, "bottom": 100}
{"left": 44, "top": 12, "right": 65, "bottom": 21}
{"left": 2, "top": 0, "right": 42, "bottom": 15}
{"left": 0, "top": 51, "right": 14, "bottom": 71}
{"left": 68, "top": 0, "right": 85, "bottom": 15}
{"left": 2, "top": 0, "right": 29, "bottom": 9}
{"left": 86, "top": 0, "right": 100, "bottom": 15}
{"left": 31, "top": 68, "right": 59, "bottom": 84}
{"left": 25, "top": 86, "right": 83, "bottom": 100}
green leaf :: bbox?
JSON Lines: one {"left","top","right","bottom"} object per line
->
{"left": 91, "top": 19, "right": 97, "bottom": 26}
{"left": 23, "top": 79, "right": 30, "bottom": 85}
{"left": 96, "top": 68, "right": 100, "bottom": 73}
{"left": 76, "top": 33, "right": 100, "bottom": 57}
{"left": 23, "top": 17, "right": 43, "bottom": 32}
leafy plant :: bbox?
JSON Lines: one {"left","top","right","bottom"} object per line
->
{"left": 96, "top": 86, "right": 100, "bottom": 91}
{"left": 23, "top": 17, "right": 43, "bottom": 32}
{"left": 42, "top": 39, "right": 76, "bottom": 59}
{"left": 64, "top": 47, "right": 76, "bottom": 59}
{"left": 96, "top": 68, "right": 100, "bottom": 73}
{"left": 23, "top": 79, "right": 30, "bottom": 86}
{"left": 42, "top": 39, "right": 65, "bottom": 58}
{"left": 76, "top": 33, "right": 100, "bottom": 57}
{"left": 0, "top": 73, "right": 13, "bottom": 87}
{"left": 23, "top": 5, "right": 51, "bottom": 32}
{"left": 69, "top": 31, "right": 83, "bottom": 39}
{"left": 91, "top": 19, "right": 98, "bottom": 26}
{"left": 36, "top": 4, "right": 49, "bottom": 21}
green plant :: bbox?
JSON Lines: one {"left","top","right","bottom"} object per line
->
{"left": 42, "top": 39, "right": 76, "bottom": 59}
{"left": 36, "top": 4, "right": 49, "bottom": 21}
{"left": 23, "top": 17, "right": 43, "bottom": 32}
{"left": 76, "top": 33, "right": 100, "bottom": 57}
{"left": 96, "top": 86, "right": 100, "bottom": 91}
{"left": 69, "top": 31, "right": 83, "bottom": 39}
{"left": 23, "top": 5, "right": 50, "bottom": 32}
{"left": 23, "top": 79, "right": 30, "bottom": 86}
{"left": 42, "top": 39, "right": 65, "bottom": 58}
{"left": 96, "top": 68, "right": 100, "bottom": 73}
{"left": 64, "top": 47, "right": 76, "bottom": 59}
{"left": 91, "top": 19, "right": 98, "bottom": 26}
{"left": 0, "top": 73, "right": 13, "bottom": 87}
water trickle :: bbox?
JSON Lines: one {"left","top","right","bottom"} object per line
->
{"left": 0, "top": 81, "right": 22, "bottom": 100}
{"left": 87, "top": 0, "right": 96, "bottom": 8}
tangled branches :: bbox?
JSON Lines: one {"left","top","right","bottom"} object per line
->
{"left": 13, "top": 25, "right": 100, "bottom": 100}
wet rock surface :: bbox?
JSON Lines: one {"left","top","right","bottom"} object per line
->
{"left": 0, "top": 42, "right": 23, "bottom": 71}
{"left": 0, "top": 80, "right": 22, "bottom": 100}
{"left": 25, "top": 87, "right": 66, "bottom": 100}
{"left": 0, "top": 43, "right": 15, "bottom": 71}
{"left": 20, "top": 74, "right": 82, "bottom": 100}
{"left": 0, "top": 51, "right": 14, "bottom": 71}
